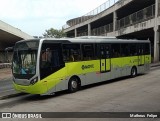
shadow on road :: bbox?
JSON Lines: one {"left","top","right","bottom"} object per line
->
{"left": 22, "top": 74, "right": 146, "bottom": 101}
{"left": 0, "top": 93, "right": 28, "bottom": 100}
{"left": 0, "top": 74, "right": 147, "bottom": 110}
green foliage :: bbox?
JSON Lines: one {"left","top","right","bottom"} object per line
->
{"left": 43, "top": 28, "right": 66, "bottom": 38}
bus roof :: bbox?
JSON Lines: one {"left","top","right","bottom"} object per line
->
{"left": 17, "top": 36, "right": 150, "bottom": 44}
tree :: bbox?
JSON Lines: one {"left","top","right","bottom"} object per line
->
{"left": 43, "top": 28, "right": 66, "bottom": 38}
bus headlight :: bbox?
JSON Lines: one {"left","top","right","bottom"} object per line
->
{"left": 30, "top": 77, "right": 38, "bottom": 85}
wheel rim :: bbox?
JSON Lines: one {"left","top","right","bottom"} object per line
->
{"left": 71, "top": 80, "right": 78, "bottom": 89}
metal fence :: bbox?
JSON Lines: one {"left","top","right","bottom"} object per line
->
{"left": 77, "top": 23, "right": 113, "bottom": 36}
{"left": 116, "top": 4, "right": 155, "bottom": 30}
{"left": 91, "top": 23, "right": 113, "bottom": 36}
{"left": 77, "top": 32, "right": 88, "bottom": 37}
{"left": 62, "top": 0, "right": 120, "bottom": 29}
{"left": 0, "top": 63, "right": 11, "bottom": 69}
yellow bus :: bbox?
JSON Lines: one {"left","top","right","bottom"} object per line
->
{"left": 12, "top": 36, "right": 151, "bottom": 95}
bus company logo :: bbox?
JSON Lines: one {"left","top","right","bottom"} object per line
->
{"left": 81, "top": 64, "right": 94, "bottom": 70}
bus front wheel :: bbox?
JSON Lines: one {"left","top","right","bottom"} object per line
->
{"left": 131, "top": 67, "right": 137, "bottom": 78}
{"left": 68, "top": 76, "right": 80, "bottom": 93}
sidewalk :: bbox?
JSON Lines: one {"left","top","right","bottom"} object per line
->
{"left": 0, "top": 68, "right": 12, "bottom": 81}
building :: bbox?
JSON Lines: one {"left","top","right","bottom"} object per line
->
{"left": 63, "top": 0, "right": 160, "bottom": 62}
{"left": 0, "top": 20, "right": 33, "bottom": 62}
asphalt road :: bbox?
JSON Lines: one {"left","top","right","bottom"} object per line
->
{"left": 0, "top": 78, "right": 17, "bottom": 97}
{"left": 0, "top": 66, "right": 160, "bottom": 121}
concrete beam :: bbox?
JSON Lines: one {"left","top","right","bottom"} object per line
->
{"left": 0, "top": 20, "right": 33, "bottom": 40}
{"left": 113, "top": 18, "right": 155, "bottom": 37}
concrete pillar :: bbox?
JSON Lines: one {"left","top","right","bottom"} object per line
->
{"left": 88, "top": 23, "right": 91, "bottom": 36}
{"left": 155, "top": 0, "right": 159, "bottom": 18}
{"left": 158, "top": 0, "right": 160, "bottom": 16}
{"left": 154, "top": 0, "right": 160, "bottom": 62}
{"left": 74, "top": 28, "right": 77, "bottom": 37}
{"left": 154, "top": 28, "right": 160, "bottom": 62}
{"left": 113, "top": 11, "right": 117, "bottom": 31}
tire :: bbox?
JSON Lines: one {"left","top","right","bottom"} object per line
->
{"left": 68, "top": 77, "right": 79, "bottom": 93}
{"left": 131, "top": 67, "right": 137, "bottom": 78}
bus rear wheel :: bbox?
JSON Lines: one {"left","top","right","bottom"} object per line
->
{"left": 131, "top": 67, "right": 137, "bottom": 78}
{"left": 68, "top": 77, "right": 80, "bottom": 93}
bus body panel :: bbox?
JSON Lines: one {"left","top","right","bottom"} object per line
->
{"left": 13, "top": 55, "right": 150, "bottom": 95}
{"left": 13, "top": 79, "right": 48, "bottom": 94}
{"left": 12, "top": 37, "right": 151, "bottom": 95}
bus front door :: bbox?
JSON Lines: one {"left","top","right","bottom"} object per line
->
{"left": 100, "top": 44, "right": 111, "bottom": 73}
{"left": 138, "top": 44, "right": 145, "bottom": 66}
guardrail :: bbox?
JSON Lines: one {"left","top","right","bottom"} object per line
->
{"left": 62, "top": 0, "right": 120, "bottom": 29}
{"left": 77, "top": 23, "right": 113, "bottom": 37}
{"left": 91, "top": 23, "right": 113, "bottom": 36}
{"left": 116, "top": 4, "right": 155, "bottom": 30}
{"left": 84, "top": 4, "right": 155, "bottom": 36}
{"left": 0, "top": 63, "right": 11, "bottom": 69}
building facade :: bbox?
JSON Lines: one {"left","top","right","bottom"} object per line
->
{"left": 63, "top": 0, "right": 160, "bottom": 62}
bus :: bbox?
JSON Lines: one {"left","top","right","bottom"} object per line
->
{"left": 12, "top": 36, "right": 151, "bottom": 95}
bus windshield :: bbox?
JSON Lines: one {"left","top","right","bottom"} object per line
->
{"left": 12, "top": 41, "right": 39, "bottom": 79}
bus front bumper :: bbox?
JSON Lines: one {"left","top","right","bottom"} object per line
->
{"left": 13, "top": 81, "right": 48, "bottom": 94}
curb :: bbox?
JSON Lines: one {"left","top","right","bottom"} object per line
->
{"left": 150, "top": 63, "right": 160, "bottom": 68}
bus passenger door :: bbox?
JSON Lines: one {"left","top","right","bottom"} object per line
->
{"left": 138, "top": 44, "right": 145, "bottom": 66}
{"left": 40, "top": 43, "right": 65, "bottom": 80}
{"left": 100, "top": 44, "right": 111, "bottom": 73}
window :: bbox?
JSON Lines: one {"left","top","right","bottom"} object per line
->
{"left": 144, "top": 43, "right": 150, "bottom": 55}
{"left": 98, "top": 44, "right": 110, "bottom": 59}
{"left": 63, "top": 44, "right": 81, "bottom": 62}
{"left": 121, "top": 44, "right": 129, "bottom": 57}
{"left": 40, "top": 43, "right": 64, "bottom": 68}
{"left": 40, "top": 43, "right": 65, "bottom": 80}
{"left": 111, "top": 44, "right": 121, "bottom": 58}
{"left": 129, "top": 44, "right": 137, "bottom": 56}
{"left": 137, "top": 44, "right": 144, "bottom": 55}
{"left": 82, "top": 44, "right": 94, "bottom": 60}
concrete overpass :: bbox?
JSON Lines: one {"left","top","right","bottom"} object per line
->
{"left": 0, "top": 20, "right": 33, "bottom": 62}
{"left": 63, "top": 0, "right": 160, "bottom": 63}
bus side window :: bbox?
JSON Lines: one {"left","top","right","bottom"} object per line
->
{"left": 41, "top": 48, "right": 52, "bottom": 68}
{"left": 144, "top": 43, "right": 150, "bottom": 55}
{"left": 63, "top": 44, "right": 81, "bottom": 62}
{"left": 111, "top": 44, "right": 121, "bottom": 58}
{"left": 129, "top": 44, "right": 137, "bottom": 56}
{"left": 51, "top": 50, "right": 59, "bottom": 67}
{"left": 82, "top": 44, "right": 94, "bottom": 61}
{"left": 121, "top": 44, "right": 129, "bottom": 57}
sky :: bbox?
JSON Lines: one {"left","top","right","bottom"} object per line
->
{"left": 0, "top": 0, "right": 111, "bottom": 36}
